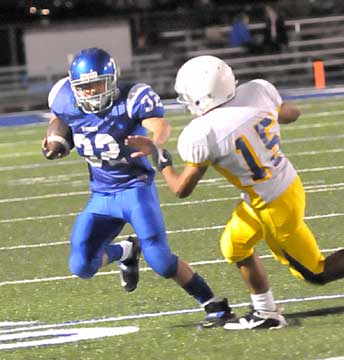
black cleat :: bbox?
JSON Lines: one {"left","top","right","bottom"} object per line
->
{"left": 202, "top": 298, "right": 236, "bottom": 328}
{"left": 119, "top": 236, "right": 141, "bottom": 292}
{"left": 224, "top": 306, "right": 287, "bottom": 330}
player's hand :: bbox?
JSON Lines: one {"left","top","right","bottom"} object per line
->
{"left": 41, "top": 137, "right": 55, "bottom": 159}
{"left": 125, "top": 135, "right": 155, "bottom": 158}
{"left": 125, "top": 135, "right": 172, "bottom": 171}
{"left": 151, "top": 146, "right": 173, "bottom": 172}
{"left": 41, "top": 136, "right": 67, "bottom": 160}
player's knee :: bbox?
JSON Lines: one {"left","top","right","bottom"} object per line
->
{"left": 69, "top": 257, "right": 97, "bottom": 279}
{"left": 222, "top": 253, "right": 237, "bottom": 263}
{"left": 144, "top": 247, "right": 178, "bottom": 278}
{"left": 220, "top": 235, "right": 232, "bottom": 261}
{"left": 295, "top": 270, "right": 326, "bottom": 285}
{"left": 220, "top": 238, "right": 244, "bottom": 264}
{"left": 305, "top": 273, "right": 326, "bottom": 285}
{"left": 151, "top": 255, "right": 178, "bottom": 278}
{"left": 284, "top": 250, "right": 326, "bottom": 285}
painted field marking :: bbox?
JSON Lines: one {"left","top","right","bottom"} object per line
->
{"left": 2, "top": 144, "right": 343, "bottom": 189}
{"left": 0, "top": 293, "right": 343, "bottom": 336}
{"left": 0, "top": 246, "right": 343, "bottom": 287}
{"left": 1, "top": 126, "right": 344, "bottom": 172}
{"left": 0, "top": 326, "right": 139, "bottom": 351}
{"left": 0, "top": 292, "right": 343, "bottom": 351}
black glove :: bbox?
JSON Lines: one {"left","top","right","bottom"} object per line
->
{"left": 151, "top": 146, "right": 173, "bottom": 172}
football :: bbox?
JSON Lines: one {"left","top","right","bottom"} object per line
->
{"left": 42, "top": 117, "right": 74, "bottom": 160}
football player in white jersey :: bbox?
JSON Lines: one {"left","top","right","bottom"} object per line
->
{"left": 126, "top": 55, "right": 344, "bottom": 330}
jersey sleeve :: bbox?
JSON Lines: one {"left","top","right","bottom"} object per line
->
{"left": 177, "top": 125, "right": 211, "bottom": 166}
{"left": 251, "top": 79, "right": 283, "bottom": 108}
{"left": 48, "top": 77, "right": 74, "bottom": 124}
{"left": 126, "top": 83, "right": 165, "bottom": 121}
{"left": 48, "top": 77, "right": 70, "bottom": 113}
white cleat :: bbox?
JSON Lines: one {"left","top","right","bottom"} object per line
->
{"left": 224, "top": 308, "right": 287, "bottom": 330}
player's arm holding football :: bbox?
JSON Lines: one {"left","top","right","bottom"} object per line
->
{"left": 42, "top": 115, "right": 74, "bottom": 160}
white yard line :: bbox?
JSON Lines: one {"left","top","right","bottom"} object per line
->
{"left": 1, "top": 153, "right": 343, "bottom": 199}
{"left": 0, "top": 208, "right": 342, "bottom": 251}
{"left": 284, "top": 134, "right": 344, "bottom": 144}
{"left": 4, "top": 162, "right": 344, "bottom": 187}
{"left": 0, "top": 159, "right": 82, "bottom": 172}
{"left": 289, "top": 148, "right": 344, "bottom": 157}
{"left": 1, "top": 179, "right": 344, "bottom": 222}
{"left": 0, "top": 293, "right": 343, "bottom": 334}
{"left": 298, "top": 165, "right": 344, "bottom": 173}
{"left": 1, "top": 111, "right": 344, "bottom": 169}
{"left": 0, "top": 248, "right": 342, "bottom": 287}
{"left": 172, "top": 117, "right": 344, "bottom": 132}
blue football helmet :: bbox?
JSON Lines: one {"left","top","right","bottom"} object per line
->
{"left": 69, "top": 48, "right": 120, "bottom": 113}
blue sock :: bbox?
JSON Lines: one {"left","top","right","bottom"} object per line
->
{"left": 182, "top": 273, "right": 214, "bottom": 304}
{"left": 104, "top": 244, "right": 123, "bottom": 264}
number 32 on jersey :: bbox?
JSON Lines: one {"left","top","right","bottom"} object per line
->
{"left": 73, "top": 133, "right": 123, "bottom": 167}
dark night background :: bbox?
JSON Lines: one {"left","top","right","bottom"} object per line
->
{"left": 0, "top": 0, "right": 342, "bottom": 66}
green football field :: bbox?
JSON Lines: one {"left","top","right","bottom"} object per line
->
{"left": 0, "top": 97, "right": 344, "bottom": 360}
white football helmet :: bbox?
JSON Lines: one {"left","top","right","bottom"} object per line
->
{"left": 174, "top": 55, "right": 236, "bottom": 116}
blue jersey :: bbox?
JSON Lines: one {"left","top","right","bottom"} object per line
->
{"left": 48, "top": 77, "right": 165, "bottom": 193}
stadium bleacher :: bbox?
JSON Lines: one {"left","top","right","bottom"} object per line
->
{"left": 0, "top": 14, "right": 344, "bottom": 112}
{"left": 150, "top": 14, "right": 344, "bottom": 92}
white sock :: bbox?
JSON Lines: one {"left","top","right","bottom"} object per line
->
{"left": 250, "top": 290, "right": 276, "bottom": 312}
{"left": 118, "top": 240, "right": 133, "bottom": 261}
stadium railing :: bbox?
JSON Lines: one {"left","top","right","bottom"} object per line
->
{"left": 160, "top": 14, "right": 344, "bottom": 53}
{"left": 0, "top": 15, "right": 344, "bottom": 112}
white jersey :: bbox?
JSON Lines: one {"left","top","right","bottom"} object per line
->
{"left": 178, "top": 79, "right": 297, "bottom": 208}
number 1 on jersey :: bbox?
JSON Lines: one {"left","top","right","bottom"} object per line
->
{"left": 235, "top": 135, "right": 271, "bottom": 181}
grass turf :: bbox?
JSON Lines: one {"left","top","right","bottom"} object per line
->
{"left": 0, "top": 97, "right": 343, "bottom": 359}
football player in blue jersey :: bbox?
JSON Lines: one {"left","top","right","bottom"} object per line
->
{"left": 42, "top": 47, "right": 233, "bottom": 327}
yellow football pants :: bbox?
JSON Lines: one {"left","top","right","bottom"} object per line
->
{"left": 220, "top": 176, "right": 325, "bottom": 280}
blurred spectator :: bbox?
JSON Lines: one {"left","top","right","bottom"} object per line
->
{"left": 136, "top": 31, "right": 147, "bottom": 53}
{"left": 262, "top": 3, "right": 288, "bottom": 53}
{"left": 205, "top": 26, "right": 224, "bottom": 47}
{"left": 230, "top": 12, "right": 260, "bottom": 54}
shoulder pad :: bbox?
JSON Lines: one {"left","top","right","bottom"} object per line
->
{"left": 48, "top": 77, "right": 70, "bottom": 109}
{"left": 126, "top": 83, "right": 151, "bottom": 117}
